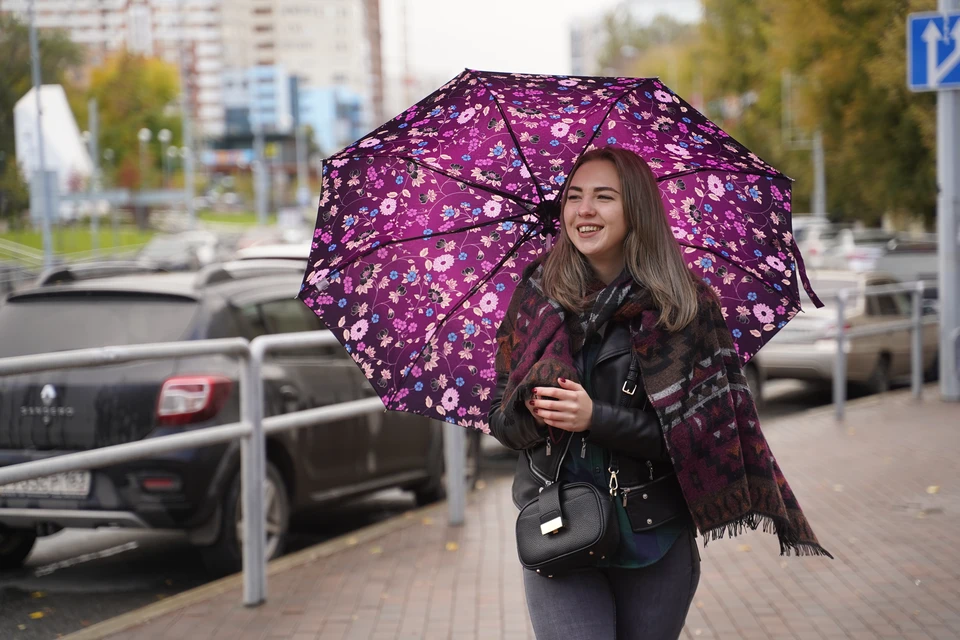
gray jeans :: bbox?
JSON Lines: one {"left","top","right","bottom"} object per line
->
{"left": 522, "top": 528, "right": 701, "bottom": 640}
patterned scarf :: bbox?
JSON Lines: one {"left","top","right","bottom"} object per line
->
{"left": 495, "top": 261, "right": 831, "bottom": 557}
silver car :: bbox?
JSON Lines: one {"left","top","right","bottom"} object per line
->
{"left": 749, "top": 270, "right": 939, "bottom": 395}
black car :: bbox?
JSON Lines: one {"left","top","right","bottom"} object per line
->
{"left": 0, "top": 260, "right": 478, "bottom": 572}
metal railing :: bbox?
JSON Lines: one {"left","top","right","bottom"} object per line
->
{"left": 832, "top": 280, "right": 939, "bottom": 420}
{"left": 0, "top": 330, "right": 468, "bottom": 607}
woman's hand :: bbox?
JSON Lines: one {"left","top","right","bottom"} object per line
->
{"left": 530, "top": 378, "right": 593, "bottom": 432}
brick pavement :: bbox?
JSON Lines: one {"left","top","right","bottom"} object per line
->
{"left": 72, "top": 389, "right": 960, "bottom": 640}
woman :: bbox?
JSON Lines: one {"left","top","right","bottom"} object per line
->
{"left": 488, "top": 147, "right": 829, "bottom": 640}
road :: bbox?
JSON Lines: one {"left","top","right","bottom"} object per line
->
{"left": 0, "top": 380, "right": 848, "bottom": 639}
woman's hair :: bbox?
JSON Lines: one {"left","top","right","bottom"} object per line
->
{"left": 541, "top": 146, "right": 699, "bottom": 332}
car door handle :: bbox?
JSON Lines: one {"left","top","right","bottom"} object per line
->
{"left": 279, "top": 385, "right": 302, "bottom": 412}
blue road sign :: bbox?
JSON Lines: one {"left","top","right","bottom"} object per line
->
{"left": 908, "top": 12, "right": 960, "bottom": 91}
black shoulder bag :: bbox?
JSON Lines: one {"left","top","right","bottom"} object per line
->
{"left": 514, "top": 356, "right": 642, "bottom": 576}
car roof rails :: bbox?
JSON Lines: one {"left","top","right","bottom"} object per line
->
{"left": 194, "top": 259, "right": 306, "bottom": 288}
{"left": 36, "top": 262, "right": 168, "bottom": 286}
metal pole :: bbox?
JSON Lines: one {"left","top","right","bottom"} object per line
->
{"left": 240, "top": 349, "right": 266, "bottom": 606}
{"left": 253, "top": 125, "right": 268, "bottom": 226}
{"left": 937, "top": 0, "right": 960, "bottom": 401}
{"left": 443, "top": 422, "right": 466, "bottom": 526}
{"left": 912, "top": 281, "right": 924, "bottom": 399}
{"left": 176, "top": 0, "right": 197, "bottom": 228}
{"left": 812, "top": 130, "right": 827, "bottom": 220}
{"left": 833, "top": 290, "right": 848, "bottom": 421}
{"left": 28, "top": 0, "right": 54, "bottom": 269}
{"left": 87, "top": 99, "right": 100, "bottom": 253}
{"left": 295, "top": 124, "right": 309, "bottom": 208}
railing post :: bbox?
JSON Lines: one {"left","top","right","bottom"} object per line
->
{"left": 834, "top": 289, "right": 848, "bottom": 421}
{"left": 443, "top": 421, "right": 466, "bottom": 526}
{"left": 912, "top": 281, "right": 924, "bottom": 399}
{"left": 241, "top": 345, "right": 267, "bottom": 606}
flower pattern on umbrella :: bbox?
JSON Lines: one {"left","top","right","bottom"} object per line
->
{"left": 300, "top": 69, "right": 821, "bottom": 432}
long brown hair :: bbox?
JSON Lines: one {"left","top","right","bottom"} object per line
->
{"left": 541, "top": 147, "right": 699, "bottom": 332}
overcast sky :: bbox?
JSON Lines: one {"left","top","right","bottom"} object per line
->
{"left": 379, "top": 0, "right": 702, "bottom": 111}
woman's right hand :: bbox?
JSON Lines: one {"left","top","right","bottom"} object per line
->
{"left": 525, "top": 392, "right": 548, "bottom": 426}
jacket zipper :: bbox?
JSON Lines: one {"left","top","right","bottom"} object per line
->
{"left": 527, "top": 435, "right": 573, "bottom": 487}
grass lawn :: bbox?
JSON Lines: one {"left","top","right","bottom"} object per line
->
{"left": 0, "top": 226, "right": 155, "bottom": 257}
{"left": 197, "top": 210, "right": 276, "bottom": 226}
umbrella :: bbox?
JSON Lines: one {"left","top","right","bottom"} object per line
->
{"left": 298, "top": 69, "right": 822, "bottom": 431}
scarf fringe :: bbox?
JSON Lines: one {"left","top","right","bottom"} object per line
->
{"left": 701, "top": 514, "right": 834, "bottom": 559}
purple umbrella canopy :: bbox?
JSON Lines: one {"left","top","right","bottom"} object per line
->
{"left": 298, "top": 69, "right": 822, "bottom": 432}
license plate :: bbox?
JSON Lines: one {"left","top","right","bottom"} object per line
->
{"left": 0, "top": 471, "right": 91, "bottom": 498}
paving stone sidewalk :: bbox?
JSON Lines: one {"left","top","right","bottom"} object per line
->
{"left": 73, "top": 389, "right": 960, "bottom": 639}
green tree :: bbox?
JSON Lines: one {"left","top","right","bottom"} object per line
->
{"left": 80, "top": 51, "right": 182, "bottom": 189}
{"left": 696, "top": 0, "right": 937, "bottom": 224}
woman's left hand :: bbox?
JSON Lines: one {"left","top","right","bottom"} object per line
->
{"left": 531, "top": 378, "right": 593, "bottom": 433}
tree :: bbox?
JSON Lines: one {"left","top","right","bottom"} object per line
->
{"left": 696, "top": 0, "right": 937, "bottom": 224}
{"left": 596, "top": 0, "right": 939, "bottom": 225}
{"left": 79, "top": 51, "right": 181, "bottom": 189}
{"left": 0, "top": 14, "right": 85, "bottom": 181}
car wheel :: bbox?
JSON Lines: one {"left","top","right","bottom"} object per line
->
{"left": 743, "top": 363, "right": 763, "bottom": 409}
{"left": 867, "top": 355, "right": 892, "bottom": 395}
{"left": 0, "top": 526, "right": 36, "bottom": 571}
{"left": 414, "top": 429, "right": 482, "bottom": 506}
{"left": 201, "top": 461, "right": 290, "bottom": 575}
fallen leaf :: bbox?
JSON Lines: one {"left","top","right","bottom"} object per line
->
{"left": 17, "top": 625, "right": 25, "bottom": 630}
{"left": 369, "top": 546, "right": 383, "bottom": 554}
{"left": 156, "top": 594, "right": 167, "bottom": 601}
{"left": 475, "top": 480, "right": 487, "bottom": 490}
{"left": 345, "top": 536, "right": 359, "bottom": 546}
{"left": 695, "top": 601, "right": 704, "bottom": 609}
{"left": 164, "top": 579, "right": 173, "bottom": 586}
{"left": 29, "top": 612, "right": 44, "bottom": 619}
{"left": 30, "top": 591, "right": 45, "bottom": 599}
{"left": 445, "top": 542, "right": 459, "bottom": 552}
{"left": 738, "top": 544, "right": 752, "bottom": 552}
{"left": 833, "top": 485, "right": 844, "bottom": 493}
{"left": 80, "top": 620, "right": 92, "bottom": 627}
{"left": 847, "top": 427, "right": 856, "bottom": 436}
{"left": 926, "top": 485, "right": 940, "bottom": 494}
{"left": 916, "top": 511, "right": 927, "bottom": 519}
{"left": 421, "top": 517, "right": 434, "bottom": 526}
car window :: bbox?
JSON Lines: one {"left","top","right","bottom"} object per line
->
{"left": 236, "top": 304, "right": 270, "bottom": 339}
{"left": 0, "top": 296, "right": 199, "bottom": 357}
{"left": 260, "top": 299, "right": 322, "bottom": 334}
{"left": 870, "top": 294, "right": 907, "bottom": 316}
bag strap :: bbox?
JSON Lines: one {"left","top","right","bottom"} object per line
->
{"left": 537, "top": 482, "right": 565, "bottom": 535}
{"left": 608, "top": 351, "right": 642, "bottom": 488}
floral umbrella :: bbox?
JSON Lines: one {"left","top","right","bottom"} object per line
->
{"left": 298, "top": 69, "right": 822, "bottom": 432}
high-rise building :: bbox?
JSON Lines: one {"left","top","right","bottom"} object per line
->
{"left": 0, "top": 0, "right": 225, "bottom": 137}
{"left": 220, "top": 0, "right": 383, "bottom": 132}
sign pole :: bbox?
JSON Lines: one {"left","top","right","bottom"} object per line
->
{"left": 937, "top": 0, "right": 960, "bottom": 401}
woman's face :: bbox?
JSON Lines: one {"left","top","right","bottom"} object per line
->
{"left": 563, "top": 159, "right": 628, "bottom": 279}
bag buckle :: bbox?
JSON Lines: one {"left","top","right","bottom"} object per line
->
{"left": 621, "top": 381, "right": 637, "bottom": 396}
{"left": 540, "top": 516, "right": 564, "bottom": 535}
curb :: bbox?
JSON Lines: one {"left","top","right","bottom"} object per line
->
{"left": 61, "top": 497, "right": 450, "bottom": 640}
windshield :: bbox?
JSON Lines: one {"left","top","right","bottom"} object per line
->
{"left": 0, "top": 296, "right": 200, "bottom": 357}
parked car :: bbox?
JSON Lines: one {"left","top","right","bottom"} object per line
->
{"left": 136, "top": 230, "right": 229, "bottom": 272}
{"left": 749, "top": 270, "right": 939, "bottom": 396}
{"left": 0, "top": 260, "right": 478, "bottom": 572}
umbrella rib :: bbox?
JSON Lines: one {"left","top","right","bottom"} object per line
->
{"left": 656, "top": 167, "right": 784, "bottom": 183}
{"left": 580, "top": 86, "right": 637, "bottom": 153}
{"left": 318, "top": 211, "right": 537, "bottom": 279}
{"left": 683, "top": 241, "right": 791, "bottom": 295}
{"left": 481, "top": 74, "right": 548, "bottom": 205}
{"left": 335, "top": 153, "right": 539, "bottom": 207}
{"left": 388, "top": 225, "right": 540, "bottom": 404}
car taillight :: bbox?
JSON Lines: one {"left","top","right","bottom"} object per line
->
{"left": 156, "top": 375, "right": 233, "bottom": 426}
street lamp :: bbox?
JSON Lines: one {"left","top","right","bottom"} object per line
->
{"left": 158, "top": 128, "right": 172, "bottom": 187}
{"left": 102, "top": 148, "right": 114, "bottom": 187}
{"left": 166, "top": 145, "right": 178, "bottom": 186}
{"left": 137, "top": 127, "right": 152, "bottom": 190}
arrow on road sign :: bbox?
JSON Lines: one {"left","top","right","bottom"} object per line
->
{"left": 924, "top": 18, "right": 960, "bottom": 85}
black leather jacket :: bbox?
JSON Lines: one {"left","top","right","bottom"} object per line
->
{"left": 488, "top": 320, "right": 681, "bottom": 510}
